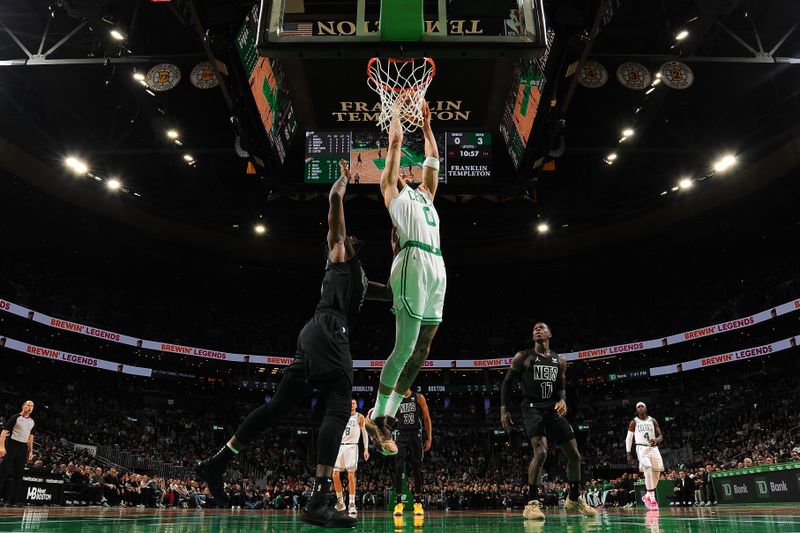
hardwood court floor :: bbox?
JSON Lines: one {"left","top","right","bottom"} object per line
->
{"left": 1, "top": 505, "right": 799, "bottom": 532}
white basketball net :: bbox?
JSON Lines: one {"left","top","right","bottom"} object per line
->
{"left": 367, "top": 57, "right": 436, "bottom": 133}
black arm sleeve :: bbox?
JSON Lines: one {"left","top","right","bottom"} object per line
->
{"left": 3, "top": 415, "right": 16, "bottom": 432}
{"left": 501, "top": 367, "right": 520, "bottom": 408}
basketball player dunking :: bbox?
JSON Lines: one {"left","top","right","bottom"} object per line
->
{"left": 392, "top": 388, "right": 431, "bottom": 517}
{"left": 500, "top": 322, "right": 597, "bottom": 520}
{"left": 627, "top": 402, "right": 664, "bottom": 510}
{"left": 365, "top": 102, "right": 446, "bottom": 456}
{"left": 333, "top": 400, "right": 369, "bottom": 515}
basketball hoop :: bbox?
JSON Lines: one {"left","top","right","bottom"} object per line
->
{"left": 367, "top": 57, "right": 436, "bottom": 133}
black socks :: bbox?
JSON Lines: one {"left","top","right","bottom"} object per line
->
{"left": 568, "top": 481, "right": 581, "bottom": 501}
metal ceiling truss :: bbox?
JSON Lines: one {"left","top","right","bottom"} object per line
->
{"left": 0, "top": 16, "right": 203, "bottom": 67}
{"left": 592, "top": 19, "right": 799, "bottom": 64}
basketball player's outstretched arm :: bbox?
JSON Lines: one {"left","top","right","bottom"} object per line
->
{"left": 418, "top": 393, "right": 433, "bottom": 452}
{"left": 554, "top": 356, "right": 567, "bottom": 417}
{"left": 420, "top": 101, "right": 439, "bottom": 199}
{"left": 327, "top": 160, "right": 350, "bottom": 263}
{"left": 380, "top": 112, "right": 404, "bottom": 209}
{"left": 500, "top": 352, "right": 526, "bottom": 432}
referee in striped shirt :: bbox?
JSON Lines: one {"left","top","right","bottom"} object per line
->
{"left": 0, "top": 400, "right": 35, "bottom": 505}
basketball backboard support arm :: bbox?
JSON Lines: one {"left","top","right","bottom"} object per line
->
{"left": 256, "top": 0, "right": 547, "bottom": 59}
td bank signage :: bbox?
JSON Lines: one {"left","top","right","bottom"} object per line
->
{"left": 713, "top": 462, "right": 800, "bottom": 504}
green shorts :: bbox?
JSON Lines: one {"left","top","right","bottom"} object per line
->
{"left": 389, "top": 246, "right": 447, "bottom": 324}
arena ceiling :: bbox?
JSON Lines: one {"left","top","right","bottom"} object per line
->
{"left": 0, "top": 0, "right": 798, "bottom": 264}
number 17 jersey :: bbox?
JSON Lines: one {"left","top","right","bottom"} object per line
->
{"left": 521, "top": 351, "right": 561, "bottom": 408}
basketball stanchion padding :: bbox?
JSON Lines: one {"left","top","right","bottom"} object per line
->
{"left": 379, "top": 0, "right": 425, "bottom": 42}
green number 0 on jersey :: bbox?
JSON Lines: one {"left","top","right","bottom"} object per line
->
{"left": 422, "top": 206, "right": 437, "bottom": 227}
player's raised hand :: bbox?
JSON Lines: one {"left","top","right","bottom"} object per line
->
{"left": 329, "top": 159, "right": 350, "bottom": 197}
{"left": 421, "top": 101, "right": 432, "bottom": 132}
{"left": 388, "top": 113, "right": 404, "bottom": 146}
{"left": 501, "top": 408, "right": 514, "bottom": 433}
{"left": 339, "top": 159, "right": 351, "bottom": 181}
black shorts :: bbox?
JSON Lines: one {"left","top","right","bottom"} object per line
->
{"left": 521, "top": 401, "right": 575, "bottom": 445}
{"left": 295, "top": 312, "right": 353, "bottom": 384}
{"left": 395, "top": 429, "right": 424, "bottom": 463}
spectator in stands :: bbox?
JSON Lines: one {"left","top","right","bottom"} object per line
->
{"left": 672, "top": 471, "right": 694, "bottom": 506}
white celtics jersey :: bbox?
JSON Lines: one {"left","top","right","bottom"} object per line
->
{"left": 389, "top": 186, "right": 441, "bottom": 251}
{"left": 341, "top": 414, "right": 361, "bottom": 444}
{"left": 634, "top": 416, "right": 657, "bottom": 446}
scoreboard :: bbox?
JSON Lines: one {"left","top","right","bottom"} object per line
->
{"left": 445, "top": 132, "right": 492, "bottom": 180}
{"left": 305, "top": 130, "right": 492, "bottom": 184}
{"left": 304, "top": 132, "right": 352, "bottom": 183}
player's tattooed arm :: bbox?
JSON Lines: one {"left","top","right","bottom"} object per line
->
{"left": 500, "top": 352, "right": 525, "bottom": 432}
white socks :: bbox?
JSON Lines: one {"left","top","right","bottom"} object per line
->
{"left": 373, "top": 390, "right": 404, "bottom": 418}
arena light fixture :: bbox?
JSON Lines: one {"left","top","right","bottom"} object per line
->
{"left": 183, "top": 154, "right": 194, "bottom": 162}
{"left": 132, "top": 71, "right": 145, "bottom": 81}
{"left": 166, "top": 130, "right": 179, "bottom": 139}
{"left": 536, "top": 222, "right": 550, "bottom": 234}
{"left": 671, "top": 186, "right": 679, "bottom": 192}
{"left": 622, "top": 128, "right": 635, "bottom": 138}
{"left": 675, "top": 30, "right": 689, "bottom": 41}
{"left": 679, "top": 178, "right": 693, "bottom": 189}
{"left": 655, "top": 72, "right": 662, "bottom": 79}
{"left": 107, "top": 179, "right": 121, "bottom": 191}
{"left": 254, "top": 224, "right": 267, "bottom": 235}
{"left": 607, "top": 153, "right": 618, "bottom": 161}
{"left": 65, "top": 156, "right": 88, "bottom": 174}
{"left": 660, "top": 191, "right": 668, "bottom": 196}
{"left": 645, "top": 87, "right": 655, "bottom": 94}
{"left": 652, "top": 78, "right": 661, "bottom": 86}
{"left": 713, "top": 154, "right": 737, "bottom": 172}
{"left": 110, "top": 29, "right": 125, "bottom": 41}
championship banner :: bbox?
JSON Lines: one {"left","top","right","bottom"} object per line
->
{"left": 2, "top": 296, "right": 798, "bottom": 367}
{"left": 562, "top": 297, "right": 800, "bottom": 361}
{"left": 0, "top": 335, "right": 152, "bottom": 377}
{"left": 711, "top": 461, "right": 800, "bottom": 504}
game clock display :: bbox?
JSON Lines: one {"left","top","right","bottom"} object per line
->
{"left": 445, "top": 132, "right": 491, "bottom": 179}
